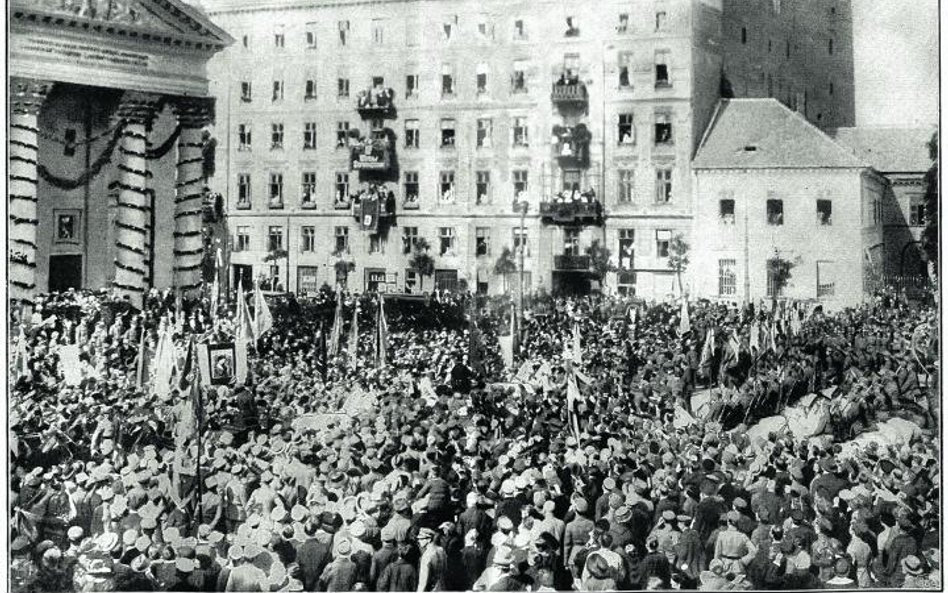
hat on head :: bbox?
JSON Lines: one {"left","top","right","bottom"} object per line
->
{"left": 614, "top": 506, "right": 632, "bottom": 524}
{"left": 67, "top": 526, "right": 84, "bottom": 541}
{"left": 497, "top": 516, "right": 514, "bottom": 532}
{"left": 902, "top": 555, "right": 925, "bottom": 577}
{"left": 175, "top": 558, "right": 196, "bottom": 573}
{"left": 417, "top": 527, "right": 436, "bottom": 541}
{"left": 572, "top": 498, "right": 589, "bottom": 514}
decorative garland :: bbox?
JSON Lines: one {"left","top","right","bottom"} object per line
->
{"left": 145, "top": 125, "right": 182, "bottom": 160}
{"left": 37, "top": 123, "right": 123, "bottom": 147}
{"left": 37, "top": 123, "right": 125, "bottom": 190}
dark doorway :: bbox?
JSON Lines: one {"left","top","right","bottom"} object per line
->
{"left": 552, "top": 271, "right": 590, "bottom": 296}
{"left": 48, "top": 254, "right": 82, "bottom": 293}
{"left": 233, "top": 264, "right": 253, "bottom": 290}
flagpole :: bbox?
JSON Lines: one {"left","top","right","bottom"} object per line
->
{"left": 193, "top": 342, "right": 205, "bottom": 525}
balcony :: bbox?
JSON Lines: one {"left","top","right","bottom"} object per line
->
{"left": 554, "top": 254, "right": 591, "bottom": 271}
{"left": 539, "top": 195, "right": 603, "bottom": 226}
{"left": 356, "top": 87, "right": 396, "bottom": 118}
{"left": 350, "top": 136, "right": 393, "bottom": 171}
{"left": 552, "top": 124, "right": 591, "bottom": 167}
{"left": 551, "top": 75, "right": 587, "bottom": 108}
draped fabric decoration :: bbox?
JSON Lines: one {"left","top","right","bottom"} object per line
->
{"left": 38, "top": 123, "right": 126, "bottom": 190}
{"left": 8, "top": 78, "right": 53, "bottom": 313}
{"left": 172, "top": 98, "right": 214, "bottom": 299}
{"left": 112, "top": 92, "right": 161, "bottom": 309}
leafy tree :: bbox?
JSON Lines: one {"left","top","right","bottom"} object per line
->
{"left": 585, "top": 239, "right": 617, "bottom": 285}
{"left": 263, "top": 248, "right": 289, "bottom": 291}
{"left": 667, "top": 234, "right": 691, "bottom": 295}
{"left": 767, "top": 255, "right": 795, "bottom": 305}
{"left": 408, "top": 239, "right": 435, "bottom": 292}
{"left": 923, "top": 131, "right": 938, "bottom": 274}
{"left": 493, "top": 247, "right": 518, "bottom": 294}
{"left": 333, "top": 259, "right": 355, "bottom": 288}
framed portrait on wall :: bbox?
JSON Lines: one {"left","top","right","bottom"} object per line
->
{"left": 54, "top": 210, "right": 81, "bottom": 244}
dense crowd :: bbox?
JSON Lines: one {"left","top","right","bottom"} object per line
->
{"left": 9, "top": 285, "right": 941, "bottom": 591}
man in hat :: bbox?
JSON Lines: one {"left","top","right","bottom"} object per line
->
{"left": 297, "top": 520, "right": 333, "bottom": 592}
{"left": 416, "top": 526, "right": 447, "bottom": 592}
{"left": 224, "top": 545, "right": 267, "bottom": 592}
{"left": 376, "top": 541, "right": 417, "bottom": 592}
{"left": 320, "top": 538, "right": 358, "bottom": 592}
{"left": 713, "top": 511, "right": 757, "bottom": 576}
{"left": 457, "top": 492, "right": 491, "bottom": 547}
{"left": 564, "top": 497, "right": 594, "bottom": 570}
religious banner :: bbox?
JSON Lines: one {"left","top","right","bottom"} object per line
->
{"left": 206, "top": 343, "right": 236, "bottom": 386}
{"left": 359, "top": 195, "right": 380, "bottom": 232}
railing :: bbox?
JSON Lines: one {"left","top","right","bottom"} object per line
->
{"left": 551, "top": 79, "right": 587, "bottom": 105}
{"left": 554, "top": 254, "right": 591, "bottom": 270}
{"left": 539, "top": 199, "right": 603, "bottom": 225}
{"left": 356, "top": 87, "right": 396, "bottom": 117}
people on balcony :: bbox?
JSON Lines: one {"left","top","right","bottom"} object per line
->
{"left": 351, "top": 134, "right": 391, "bottom": 164}
{"left": 555, "top": 72, "right": 581, "bottom": 87}
{"left": 551, "top": 188, "right": 598, "bottom": 204}
{"left": 352, "top": 182, "right": 395, "bottom": 214}
{"left": 356, "top": 86, "right": 395, "bottom": 110}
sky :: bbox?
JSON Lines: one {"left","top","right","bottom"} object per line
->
{"left": 852, "top": 0, "right": 939, "bottom": 127}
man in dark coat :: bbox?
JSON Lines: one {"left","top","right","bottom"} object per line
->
{"left": 297, "top": 521, "right": 333, "bottom": 591}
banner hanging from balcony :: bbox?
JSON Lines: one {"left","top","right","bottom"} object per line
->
{"left": 359, "top": 195, "right": 380, "bottom": 233}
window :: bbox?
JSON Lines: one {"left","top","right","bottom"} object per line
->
{"left": 269, "top": 173, "right": 284, "bottom": 207}
{"left": 475, "top": 171, "right": 491, "bottom": 204}
{"left": 741, "top": 26, "right": 747, "bottom": 44}
{"left": 301, "top": 226, "right": 316, "bottom": 252}
{"left": 272, "top": 80, "right": 284, "bottom": 101}
{"left": 442, "top": 64, "right": 455, "bottom": 97}
{"left": 655, "top": 50, "right": 670, "bottom": 86}
{"left": 237, "top": 173, "right": 251, "bottom": 207}
{"left": 477, "top": 118, "right": 493, "bottom": 147}
{"left": 766, "top": 259, "right": 781, "bottom": 297}
{"left": 513, "top": 228, "right": 530, "bottom": 257}
{"left": 305, "top": 23, "right": 317, "bottom": 48}
{"left": 334, "top": 226, "right": 349, "bottom": 253}
{"left": 618, "top": 169, "right": 635, "bottom": 203}
{"left": 617, "top": 13, "right": 629, "bottom": 33}
{"left": 655, "top": 168, "right": 672, "bottom": 203}
{"left": 304, "top": 79, "right": 317, "bottom": 100}
{"left": 336, "top": 121, "right": 350, "bottom": 148}
{"left": 439, "top": 227, "right": 456, "bottom": 256}
{"left": 720, "top": 199, "right": 735, "bottom": 224}
{"left": 618, "top": 52, "right": 633, "bottom": 88}
{"left": 402, "top": 226, "right": 419, "bottom": 254}
{"left": 511, "top": 60, "right": 527, "bottom": 93}
{"left": 655, "top": 11, "right": 667, "bottom": 31}
{"left": 476, "top": 63, "right": 489, "bottom": 95}
{"left": 718, "top": 259, "right": 737, "bottom": 296}
{"left": 404, "top": 171, "right": 419, "bottom": 204}
{"left": 268, "top": 226, "right": 284, "bottom": 251}
{"left": 301, "top": 172, "right": 317, "bottom": 206}
{"left": 564, "top": 15, "right": 579, "bottom": 37}
{"left": 271, "top": 123, "right": 284, "bottom": 149}
{"left": 240, "top": 81, "right": 252, "bottom": 102}
{"left": 369, "top": 234, "right": 384, "bottom": 254}
{"left": 405, "top": 119, "right": 420, "bottom": 148}
{"left": 274, "top": 25, "right": 285, "bottom": 48}
{"left": 440, "top": 119, "right": 456, "bottom": 147}
{"left": 655, "top": 230, "right": 671, "bottom": 258}
{"left": 910, "top": 196, "right": 926, "bottom": 226}
{"left": 563, "top": 228, "right": 580, "bottom": 256}
{"left": 405, "top": 269, "right": 419, "bottom": 293}
{"left": 618, "top": 113, "right": 635, "bottom": 145}
{"left": 443, "top": 16, "right": 456, "bottom": 41}
{"left": 337, "top": 78, "right": 350, "bottom": 98}
{"left": 513, "top": 170, "right": 529, "bottom": 199}
{"left": 829, "top": 82, "right": 835, "bottom": 95}
{"left": 439, "top": 171, "right": 456, "bottom": 202}
{"left": 654, "top": 112, "right": 673, "bottom": 144}
{"left": 338, "top": 20, "right": 349, "bottom": 46}
{"left": 478, "top": 17, "right": 493, "bottom": 39}
{"left": 816, "top": 261, "right": 836, "bottom": 297}
{"left": 513, "top": 18, "right": 526, "bottom": 40}
{"left": 563, "top": 53, "right": 580, "bottom": 79}
{"left": 236, "top": 226, "right": 251, "bottom": 251}
{"left": 562, "top": 169, "right": 581, "bottom": 193}
{"left": 303, "top": 122, "right": 317, "bottom": 150}
{"left": 335, "top": 172, "right": 349, "bottom": 202}
{"left": 513, "top": 117, "right": 529, "bottom": 147}
{"left": 817, "top": 199, "right": 833, "bottom": 225}
{"left": 405, "top": 73, "right": 419, "bottom": 98}
{"left": 618, "top": 229, "right": 634, "bottom": 269}
{"left": 475, "top": 227, "right": 491, "bottom": 256}
{"left": 238, "top": 124, "right": 252, "bottom": 150}
{"left": 767, "top": 199, "right": 784, "bottom": 225}
{"left": 372, "top": 19, "right": 384, "bottom": 45}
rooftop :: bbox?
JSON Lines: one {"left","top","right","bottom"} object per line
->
{"left": 831, "top": 126, "right": 935, "bottom": 173}
{"left": 693, "top": 99, "right": 869, "bottom": 170}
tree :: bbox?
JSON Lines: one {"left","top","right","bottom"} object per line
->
{"left": 585, "top": 239, "right": 617, "bottom": 290}
{"left": 493, "top": 247, "right": 518, "bottom": 294}
{"left": 923, "top": 131, "right": 938, "bottom": 275}
{"left": 667, "top": 234, "right": 690, "bottom": 296}
{"left": 333, "top": 258, "right": 355, "bottom": 289}
{"left": 408, "top": 238, "right": 435, "bottom": 293}
{"left": 767, "top": 254, "right": 795, "bottom": 306}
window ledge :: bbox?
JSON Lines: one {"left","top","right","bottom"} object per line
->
{"left": 236, "top": 203, "right": 252, "bottom": 210}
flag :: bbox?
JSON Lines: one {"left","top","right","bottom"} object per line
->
{"left": 499, "top": 334, "right": 514, "bottom": 369}
{"left": 328, "top": 292, "right": 344, "bottom": 356}
{"left": 749, "top": 321, "right": 760, "bottom": 353}
{"left": 253, "top": 280, "right": 274, "bottom": 340}
{"left": 152, "top": 327, "right": 176, "bottom": 400}
{"left": 347, "top": 301, "right": 360, "bottom": 368}
{"left": 13, "top": 327, "right": 30, "bottom": 384}
{"left": 234, "top": 279, "right": 253, "bottom": 386}
{"left": 375, "top": 296, "right": 389, "bottom": 368}
{"left": 699, "top": 328, "right": 715, "bottom": 376}
{"left": 59, "top": 344, "right": 82, "bottom": 387}
{"left": 566, "top": 373, "right": 583, "bottom": 441}
{"left": 628, "top": 306, "right": 638, "bottom": 339}
{"left": 315, "top": 322, "right": 328, "bottom": 382}
{"left": 571, "top": 322, "right": 582, "bottom": 366}
{"left": 174, "top": 289, "right": 184, "bottom": 334}
{"left": 135, "top": 323, "right": 148, "bottom": 388}
{"left": 359, "top": 195, "right": 380, "bottom": 232}
{"left": 770, "top": 320, "right": 778, "bottom": 353}
{"left": 678, "top": 299, "right": 691, "bottom": 335}
{"left": 725, "top": 330, "right": 741, "bottom": 369}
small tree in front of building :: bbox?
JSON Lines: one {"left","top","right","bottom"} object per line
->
{"left": 263, "top": 248, "right": 289, "bottom": 291}
{"left": 585, "top": 239, "right": 617, "bottom": 292}
{"left": 767, "top": 254, "right": 795, "bottom": 306}
{"left": 333, "top": 258, "right": 355, "bottom": 289}
{"left": 667, "top": 234, "right": 691, "bottom": 296}
{"left": 493, "top": 247, "right": 518, "bottom": 294}
{"left": 408, "top": 238, "right": 435, "bottom": 293}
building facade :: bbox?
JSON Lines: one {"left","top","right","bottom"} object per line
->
{"left": 200, "top": 0, "right": 855, "bottom": 299}
{"left": 9, "top": 0, "right": 231, "bottom": 310}
{"left": 692, "top": 99, "right": 884, "bottom": 309}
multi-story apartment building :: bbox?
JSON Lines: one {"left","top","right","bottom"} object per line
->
{"left": 200, "top": 0, "right": 855, "bottom": 300}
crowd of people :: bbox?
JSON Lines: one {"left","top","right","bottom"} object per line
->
{"left": 8, "top": 284, "right": 941, "bottom": 591}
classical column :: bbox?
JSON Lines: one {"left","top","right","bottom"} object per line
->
{"left": 171, "top": 97, "right": 215, "bottom": 299}
{"left": 113, "top": 92, "right": 161, "bottom": 309}
{"left": 9, "top": 78, "right": 53, "bottom": 314}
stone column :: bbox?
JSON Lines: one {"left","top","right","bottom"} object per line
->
{"left": 171, "top": 97, "right": 215, "bottom": 299}
{"left": 113, "top": 92, "right": 161, "bottom": 309}
{"left": 9, "top": 78, "right": 52, "bottom": 314}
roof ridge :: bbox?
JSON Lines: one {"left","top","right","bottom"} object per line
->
{"left": 779, "top": 101, "right": 870, "bottom": 168}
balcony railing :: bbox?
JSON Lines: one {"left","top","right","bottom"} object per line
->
{"left": 539, "top": 196, "right": 603, "bottom": 226}
{"left": 552, "top": 124, "right": 591, "bottom": 167}
{"left": 350, "top": 137, "right": 393, "bottom": 171}
{"left": 551, "top": 76, "right": 587, "bottom": 106}
{"left": 356, "top": 87, "right": 396, "bottom": 118}
{"left": 554, "top": 254, "right": 591, "bottom": 271}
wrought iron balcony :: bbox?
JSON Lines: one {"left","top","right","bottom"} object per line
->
{"left": 539, "top": 197, "right": 603, "bottom": 226}
{"left": 551, "top": 76, "right": 587, "bottom": 107}
{"left": 356, "top": 87, "right": 396, "bottom": 118}
{"left": 554, "top": 254, "right": 591, "bottom": 271}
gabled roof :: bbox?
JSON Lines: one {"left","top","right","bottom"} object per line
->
{"left": 831, "top": 126, "right": 935, "bottom": 174}
{"left": 693, "top": 99, "right": 869, "bottom": 170}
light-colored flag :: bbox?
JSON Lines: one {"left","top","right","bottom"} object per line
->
{"left": 375, "top": 296, "right": 389, "bottom": 368}
{"left": 699, "top": 328, "right": 715, "bottom": 375}
{"left": 13, "top": 327, "right": 31, "bottom": 383}
{"left": 566, "top": 373, "right": 583, "bottom": 441}
{"left": 678, "top": 299, "right": 691, "bottom": 335}
{"left": 59, "top": 344, "right": 82, "bottom": 386}
{"left": 252, "top": 279, "right": 274, "bottom": 339}
{"left": 571, "top": 322, "right": 582, "bottom": 366}
{"left": 749, "top": 321, "right": 760, "bottom": 353}
{"left": 234, "top": 279, "right": 253, "bottom": 385}
{"left": 152, "top": 328, "right": 175, "bottom": 400}
{"left": 347, "top": 302, "right": 360, "bottom": 368}
{"left": 328, "top": 292, "right": 343, "bottom": 356}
